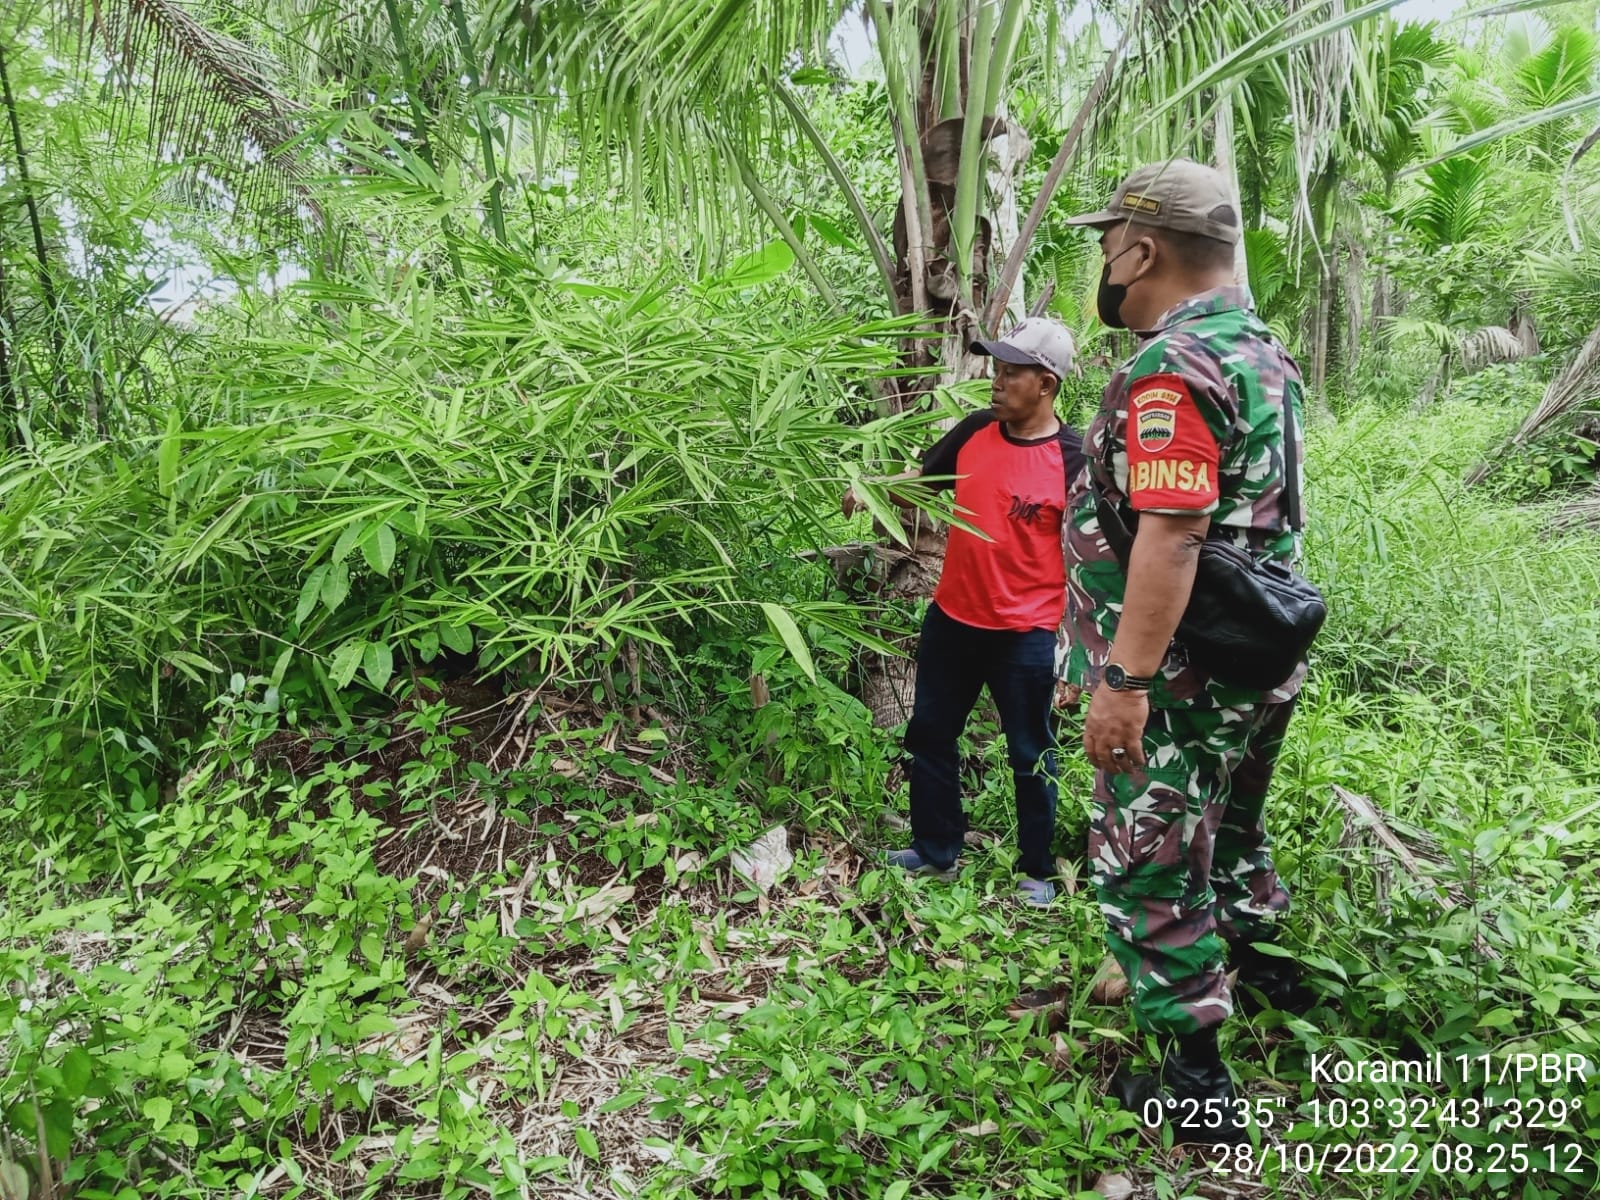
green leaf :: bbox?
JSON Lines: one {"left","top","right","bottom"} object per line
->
{"left": 439, "top": 623, "right": 473, "bottom": 655}
{"left": 60, "top": 1047, "right": 92, "bottom": 1100}
{"left": 330, "top": 640, "right": 364, "bottom": 689}
{"left": 363, "top": 642, "right": 394, "bottom": 691}
{"left": 1303, "top": 953, "right": 1349, "bottom": 982}
{"left": 574, "top": 1126, "right": 600, "bottom": 1160}
{"left": 143, "top": 1095, "right": 173, "bottom": 1131}
{"left": 163, "top": 650, "right": 221, "bottom": 682}
{"left": 333, "top": 521, "right": 366, "bottom": 564}
{"left": 704, "top": 240, "right": 794, "bottom": 292}
{"left": 157, "top": 409, "right": 182, "bottom": 497}
{"left": 884, "top": 1184, "right": 911, "bottom": 1200}
{"left": 807, "top": 213, "right": 853, "bottom": 248}
{"left": 849, "top": 478, "right": 911, "bottom": 548}
{"left": 321, "top": 561, "right": 350, "bottom": 613}
{"left": 917, "top": 1139, "right": 953, "bottom": 1172}
{"left": 758, "top": 603, "right": 816, "bottom": 683}
{"left": 363, "top": 523, "right": 397, "bottom": 576}
{"left": 416, "top": 630, "right": 440, "bottom": 662}
{"left": 296, "top": 565, "right": 329, "bottom": 626}
{"left": 796, "top": 1169, "right": 827, "bottom": 1196}
{"left": 41, "top": 1099, "right": 72, "bottom": 1158}
{"left": 597, "top": 1091, "right": 647, "bottom": 1114}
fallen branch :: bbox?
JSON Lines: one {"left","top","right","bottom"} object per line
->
{"left": 1331, "top": 785, "right": 1498, "bottom": 959}
{"left": 1465, "top": 320, "right": 1600, "bottom": 486}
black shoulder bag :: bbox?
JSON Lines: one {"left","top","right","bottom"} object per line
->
{"left": 1093, "top": 396, "right": 1326, "bottom": 692}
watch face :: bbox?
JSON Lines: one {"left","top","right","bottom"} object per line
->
{"left": 1106, "top": 664, "right": 1126, "bottom": 690}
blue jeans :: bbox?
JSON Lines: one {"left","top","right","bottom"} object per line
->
{"left": 905, "top": 603, "right": 1059, "bottom": 878}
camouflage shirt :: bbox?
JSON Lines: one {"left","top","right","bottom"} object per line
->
{"left": 1063, "top": 286, "right": 1307, "bottom": 709}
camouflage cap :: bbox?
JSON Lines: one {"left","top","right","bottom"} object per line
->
{"left": 1067, "top": 159, "right": 1241, "bottom": 245}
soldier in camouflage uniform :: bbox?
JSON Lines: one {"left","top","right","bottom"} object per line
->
{"left": 1061, "top": 161, "right": 1314, "bottom": 1146}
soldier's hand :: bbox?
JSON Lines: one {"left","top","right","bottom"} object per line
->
{"left": 841, "top": 486, "right": 865, "bottom": 518}
{"left": 1055, "top": 680, "right": 1083, "bottom": 712}
{"left": 1083, "top": 683, "right": 1148, "bottom": 774}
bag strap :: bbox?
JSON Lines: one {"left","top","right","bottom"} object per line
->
{"left": 1094, "top": 488, "right": 1135, "bottom": 569}
{"left": 1282, "top": 389, "right": 1303, "bottom": 534}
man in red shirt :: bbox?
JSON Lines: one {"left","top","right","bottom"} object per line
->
{"left": 844, "top": 319, "right": 1082, "bottom": 906}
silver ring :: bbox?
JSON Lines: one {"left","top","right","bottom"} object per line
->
{"left": 1111, "top": 747, "right": 1128, "bottom": 758}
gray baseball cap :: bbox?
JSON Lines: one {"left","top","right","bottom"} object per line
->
{"left": 1067, "top": 159, "right": 1241, "bottom": 245}
{"left": 971, "top": 317, "right": 1076, "bottom": 380}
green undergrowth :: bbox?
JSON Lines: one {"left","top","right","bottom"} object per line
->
{"left": 5, "top": 390, "right": 1600, "bottom": 1198}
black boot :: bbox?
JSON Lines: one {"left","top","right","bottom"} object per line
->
{"left": 1231, "top": 939, "right": 1317, "bottom": 1017}
{"left": 1110, "top": 1028, "right": 1248, "bottom": 1147}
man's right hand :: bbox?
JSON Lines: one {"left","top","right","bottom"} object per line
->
{"left": 841, "top": 486, "right": 865, "bottom": 518}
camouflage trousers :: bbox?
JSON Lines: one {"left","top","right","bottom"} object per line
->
{"left": 1090, "top": 698, "right": 1296, "bottom": 1034}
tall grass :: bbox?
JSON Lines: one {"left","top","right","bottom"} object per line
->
{"left": 1272, "top": 386, "right": 1600, "bottom": 1064}
{"left": 1307, "top": 388, "right": 1600, "bottom": 744}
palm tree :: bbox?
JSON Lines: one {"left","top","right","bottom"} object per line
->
{"left": 37, "top": 1, "right": 1595, "bottom": 392}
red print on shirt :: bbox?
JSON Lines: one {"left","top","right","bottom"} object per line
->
{"left": 1126, "top": 372, "right": 1221, "bottom": 512}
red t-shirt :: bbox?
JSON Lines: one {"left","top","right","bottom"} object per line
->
{"left": 922, "top": 412, "right": 1084, "bottom": 631}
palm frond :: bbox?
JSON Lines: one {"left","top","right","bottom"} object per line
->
{"left": 1101, "top": 0, "right": 1415, "bottom": 258}
{"left": 1358, "top": 19, "right": 1451, "bottom": 179}
{"left": 1465, "top": 321, "right": 1600, "bottom": 485}
{"left": 69, "top": 0, "right": 317, "bottom": 223}
{"left": 1552, "top": 482, "right": 1600, "bottom": 532}
{"left": 483, "top": 0, "right": 845, "bottom": 223}
{"left": 1244, "top": 226, "right": 1292, "bottom": 310}
{"left": 1511, "top": 23, "right": 1598, "bottom": 115}
{"left": 1411, "top": 89, "right": 1600, "bottom": 173}
{"left": 1282, "top": 0, "right": 1355, "bottom": 243}
{"left": 1459, "top": 324, "right": 1532, "bottom": 372}
{"left": 1401, "top": 154, "right": 1490, "bottom": 248}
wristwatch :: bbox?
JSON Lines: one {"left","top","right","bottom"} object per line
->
{"left": 1104, "top": 664, "right": 1155, "bottom": 692}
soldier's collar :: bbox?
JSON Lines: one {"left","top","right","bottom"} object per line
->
{"left": 1136, "top": 285, "right": 1255, "bottom": 337}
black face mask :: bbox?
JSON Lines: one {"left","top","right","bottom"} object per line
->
{"left": 1096, "top": 241, "right": 1146, "bottom": 329}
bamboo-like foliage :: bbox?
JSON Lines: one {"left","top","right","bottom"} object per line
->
{"left": 0, "top": 208, "right": 930, "bottom": 744}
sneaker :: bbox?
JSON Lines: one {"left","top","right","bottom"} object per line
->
{"left": 1015, "top": 877, "right": 1056, "bottom": 908}
{"left": 883, "top": 847, "right": 958, "bottom": 881}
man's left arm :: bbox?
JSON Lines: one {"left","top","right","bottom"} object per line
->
{"left": 1082, "top": 512, "right": 1207, "bottom": 769}
{"left": 1083, "top": 370, "right": 1226, "bottom": 773}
